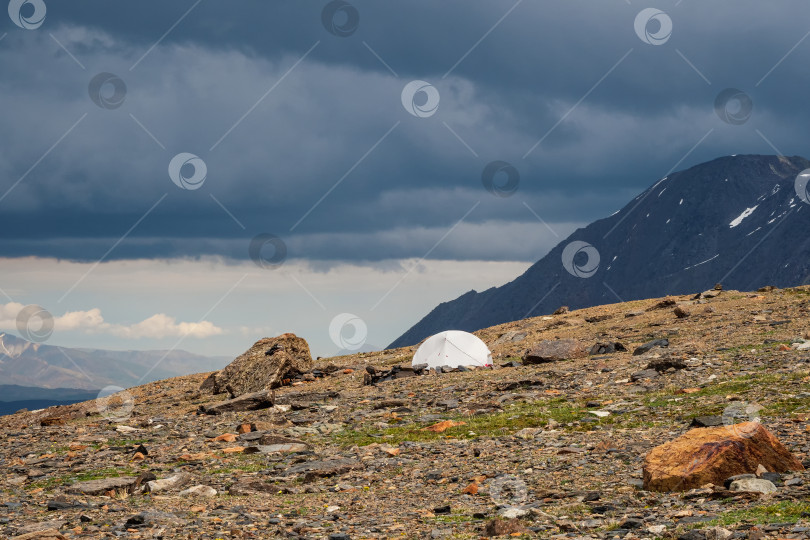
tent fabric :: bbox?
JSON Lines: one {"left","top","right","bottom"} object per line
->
{"left": 412, "top": 330, "right": 492, "bottom": 370}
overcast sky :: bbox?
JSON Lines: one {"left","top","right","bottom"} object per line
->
{"left": 1, "top": 1, "right": 809, "bottom": 368}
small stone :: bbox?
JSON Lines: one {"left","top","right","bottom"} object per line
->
{"left": 179, "top": 485, "right": 217, "bottom": 497}
{"left": 145, "top": 473, "right": 194, "bottom": 494}
{"left": 498, "top": 507, "right": 528, "bottom": 518}
{"left": 723, "top": 473, "right": 755, "bottom": 488}
{"left": 631, "top": 369, "right": 659, "bottom": 381}
{"left": 705, "top": 526, "right": 733, "bottom": 540}
{"left": 674, "top": 306, "right": 690, "bottom": 318}
{"left": 514, "top": 427, "right": 542, "bottom": 439}
{"left": 433, "top": 504, "right": 451, "bottom": 514}
{"left": 729, "top": 477, "right": 777, "bottom": 494}
{"left": 619, "top": 517, "right": 644, "bottom": 529}
{"left": 483, "top": 518, "right": 527, "bottom": 537}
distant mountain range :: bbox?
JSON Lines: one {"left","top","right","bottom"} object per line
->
{"left": 390, "top": 155, "right": 810, "bottom": 347}
{"left": 0, "top": 332, "right": 229, "bottom": 392}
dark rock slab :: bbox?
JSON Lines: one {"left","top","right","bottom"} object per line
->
{"left": 285, "top": 458, "right": 364, "bottom": 482}
{"left": 198, "top": 390, "right": 274, "bottom": 415}
{"left": 66, "top": 476, "right": 138, "bottom": 495}
{"left": 524, "top": 339, "right": 587, "bottom": 364}
{"left": 633, "top": 338, "right": 669, "bottom": 355}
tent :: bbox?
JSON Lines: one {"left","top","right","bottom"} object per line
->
{"left": 412, "top": 330, "right": 492, "bottom": 370}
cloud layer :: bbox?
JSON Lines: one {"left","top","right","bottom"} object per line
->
{"left": 1, "top": 1, "right": 809, "bottom": 264}
{"left": 1, "top": 301, "right": 224, "bottom": 339}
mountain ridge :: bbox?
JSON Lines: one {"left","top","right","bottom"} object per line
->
{"left": 0, "top": 332, "right": 230, "bottom": 391}
{"left": 390, "top": 154, "right": 810, "bottom": 348}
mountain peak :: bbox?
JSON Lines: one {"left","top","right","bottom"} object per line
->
{"left": 390, "top": 154, "right": 810, "bottom": 347}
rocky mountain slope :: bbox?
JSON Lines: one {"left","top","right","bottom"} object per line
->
{"left": 1, "top": 286, "right": 810, "bottom": 539}
{"left": 0, "top": 332, "right": 229, "bottom": 391}
{"left": 390, "top": 155, "right": 810, "bottom": 348}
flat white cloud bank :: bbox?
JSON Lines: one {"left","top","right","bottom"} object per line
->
{"left": 0, "top": 256, "right": 531, "bottom": 357}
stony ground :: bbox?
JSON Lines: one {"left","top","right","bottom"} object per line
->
{"left": 2, "top": 286, "right": 810, "bottom": 540}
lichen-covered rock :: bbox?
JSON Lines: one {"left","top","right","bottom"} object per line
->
{"left": 643, "top": 422, "right": 804, "bottom": 492}
{"left": 200, "top": 333, "right": 313, "bottom": 397}
{"left": 523, "top": 339, "right": 586, "bottom": 364}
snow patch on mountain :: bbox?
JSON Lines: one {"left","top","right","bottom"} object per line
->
{"left": 729, "top": 206, "right": 758, "bottom": 228}
{"left": 684, "top": 253, "right": 719, "bottom": 271}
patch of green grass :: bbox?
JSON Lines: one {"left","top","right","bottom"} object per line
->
{"left": 334, "top": 397, "right": 601, "bottom": 446}
{"left": 703, "top": 501, "right": 810, "bottom": 527}
{"left": 427, "top": 513, "right": 474, "bottom": 524}
{"left": 28, "top": 467, "right": 141, "bottom": 490}
{"left": 208, "top": 454, "right": 268, "bottom": 474}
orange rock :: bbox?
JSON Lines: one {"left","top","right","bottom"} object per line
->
{"left": 132, "top": 452, "right": 146, "bottom": 461}
{"left": 222, "top": 446, "right": 246, "bottom": 454}
{"left": 236, "top": 423, "right": 252, "bottom": 434}
{"left": 68, "top": 443, "right": 87, "bottom": 451}
{"left": 343, "top": 369, "right": 354, "bottom": 374}
{"left": 382, "top": 447, "right": 400, "bottom": 456}
{"left": 462, "top": 482, "right": 479, "bottom": 494}
{"left": 180, "top": 452, "right": 210, "bottom": 461}
{"left": 212, "top": 433, "right": 238, "bottom": 442}
{"left": 643, "top": 422, "right": 804, "bottom": 492}
{"left": 779, "top": 344, "right": 791, "bottom": 351}
{"left": 421, "top": 420, "right": 466, "bottom": 433}
{"left": 592, "top": 440, "right": 613, "bottom": 453}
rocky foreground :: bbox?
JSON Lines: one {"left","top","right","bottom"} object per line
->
{"left": 2, "top": 286, "right": 810, "bottom": 539}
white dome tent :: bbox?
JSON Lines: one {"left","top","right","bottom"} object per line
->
{"left": 412, "top": 330, "right": 492, "bottom": 370}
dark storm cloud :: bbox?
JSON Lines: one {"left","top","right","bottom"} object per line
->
{"left": 1, "top": 0, "right": 810, "bottom": 263}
